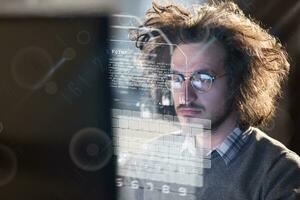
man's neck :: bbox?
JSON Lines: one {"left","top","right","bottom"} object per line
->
{"left": 196, "top": 111, "right": 238, "bottom": 150}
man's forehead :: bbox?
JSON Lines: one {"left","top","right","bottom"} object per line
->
{"left": 170, "top": 42, "right": 226, "bottom": 72}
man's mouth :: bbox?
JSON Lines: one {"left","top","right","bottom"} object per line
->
{"left": 177, "top": 108, "right": 202, "bottom": 116}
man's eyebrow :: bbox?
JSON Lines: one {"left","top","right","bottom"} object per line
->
{"left": 170, "top": 69, "right": 216, "bottom": 74}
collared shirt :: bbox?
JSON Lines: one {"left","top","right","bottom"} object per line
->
{"left": 179, "top": 126, "right": 252, "bottom": 165}
{"left": 213, "top": 126, "right": 251, "bottom": 165}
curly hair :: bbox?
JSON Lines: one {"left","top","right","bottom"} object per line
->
{"left": 133, "top": 1, "right": 290, "bottom": 128}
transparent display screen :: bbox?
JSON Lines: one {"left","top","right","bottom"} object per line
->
{"left": 110, "top": 15, "right": 212, "bottom": 199}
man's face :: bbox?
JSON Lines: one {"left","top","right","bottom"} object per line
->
{"left": 171, "top": 42, "right": 232, "bottom": 129}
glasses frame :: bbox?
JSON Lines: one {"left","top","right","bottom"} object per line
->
{"left": 167, "top": 71, "right": 226, "bottom": 93}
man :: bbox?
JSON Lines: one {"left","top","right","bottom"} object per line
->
{"left": 118, "top": 1, "right": 300, "bottom": 199}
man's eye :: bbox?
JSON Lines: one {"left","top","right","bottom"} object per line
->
{"left": 199, "top": 77, "right": 210, "bottom": 83}
{"left": 196, "top": 74, "right": 212, "bottom": 81}
{"left": 172, "top": 75, "right": 182, "bottom": 82}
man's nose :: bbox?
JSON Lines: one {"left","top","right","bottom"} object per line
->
{"left": 180, "top": 79, "right": 197, "bottom": 104}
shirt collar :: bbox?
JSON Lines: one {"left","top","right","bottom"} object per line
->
{"left": 213, "top": 126, "right": 252, "bottom": 165}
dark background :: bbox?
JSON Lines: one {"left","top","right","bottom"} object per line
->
{"left": 235, "top": 0, "right": 300, "bottom": 154}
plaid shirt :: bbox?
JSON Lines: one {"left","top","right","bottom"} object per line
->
{"left": 213, "top": 127, "right": 251, "bottom": 165}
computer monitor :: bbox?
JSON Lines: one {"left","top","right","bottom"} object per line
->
{"left": 0, "top": 3, "right": 115, "bottom": 200}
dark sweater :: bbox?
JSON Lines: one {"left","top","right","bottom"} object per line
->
{"left": 117, "top": 127, "right": 300, "bottom": 200}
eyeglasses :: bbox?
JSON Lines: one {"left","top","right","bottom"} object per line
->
{"left": 166, "top": 71, "right": 226, "bottom": 93}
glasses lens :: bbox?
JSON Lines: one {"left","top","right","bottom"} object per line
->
{"left": 192, "top": 73, "right": 212, "bottom": 91}
{"left": 169, "top": 74, "right": 182, "bottom": 89}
